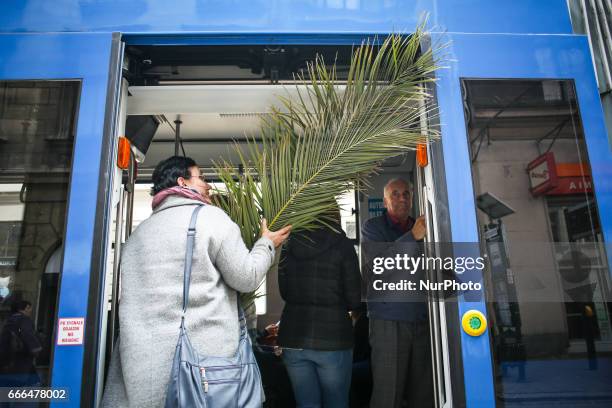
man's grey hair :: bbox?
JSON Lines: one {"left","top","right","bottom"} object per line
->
{"left": 383, "top": 177, "right": 413, "bottom": 197}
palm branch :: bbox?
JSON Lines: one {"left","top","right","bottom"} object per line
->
{"left": 214, "top": 26, "right": 440, "bottom": 252}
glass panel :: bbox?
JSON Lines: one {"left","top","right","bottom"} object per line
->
{"left": 462, "top": 79, "right": 612, "bottom": 407}
{"left": 338, "top": 188, "right": 357, "bottom": 240}
{"left": 0, "top": 80, "right": 79, "bottom": 388}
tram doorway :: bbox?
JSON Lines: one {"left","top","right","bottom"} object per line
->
{"left": 95, "top": 43, "right": 452, "bottom": 408}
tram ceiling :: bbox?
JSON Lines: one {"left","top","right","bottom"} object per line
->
{"left": 125, "top": 45, "right": 355, "bottom": 85}
{"left": 126, "top": 78, "right": 420, "bottom": 177}
{"left": 127, "top": 85, "right": 287, "bottom": 171}
{"left": 127, "top": 85, "right": 285, "bottom": 145}
{"left": 123, "top": 42, "right": 420, "bottom": 174}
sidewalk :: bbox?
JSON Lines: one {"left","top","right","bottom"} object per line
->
{"left": 498, "top": 357, "right": 612, "bottom": 407}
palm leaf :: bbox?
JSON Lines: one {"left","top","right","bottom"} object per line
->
{"left": 214, "top": 25, "right": 440, "bottom": 247}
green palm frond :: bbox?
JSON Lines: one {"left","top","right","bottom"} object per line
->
{"left": 214, "top": 26, "right": 440, "bottom": 246}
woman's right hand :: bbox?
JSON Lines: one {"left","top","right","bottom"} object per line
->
{"left": 261, "top": 219, "right": 292, "bottom": 248}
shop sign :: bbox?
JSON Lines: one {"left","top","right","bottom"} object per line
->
{"left": 527, "top": 152, "right": 592, "bottom": 196}
{"left": 527, "top": 152, "right": 557, "bottom": 196}
{"left": 0, "top": 257, "right": 16, "bottom": 267}
{"left": 547, "top": 176, "right": 593, "bottom": 195}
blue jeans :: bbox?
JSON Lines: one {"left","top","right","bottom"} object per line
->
{"left": 282, "top": 348, "right": 352, "bottom": 408}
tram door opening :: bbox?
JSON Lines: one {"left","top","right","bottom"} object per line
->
{"left": 98, "top": 44, "right": 451, "bottom": 408}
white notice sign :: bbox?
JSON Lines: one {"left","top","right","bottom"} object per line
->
{"left": 57, "top": 317, "right": 85, "bottom": 346}
{"left": 528, "top": 159, "right": 550, "bottom": 190}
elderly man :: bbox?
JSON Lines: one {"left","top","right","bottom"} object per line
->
{"left": 361, "top": 178, "right": 433, "bottom": 408}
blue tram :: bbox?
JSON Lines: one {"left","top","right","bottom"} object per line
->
{"left": 0, "top": 1, "right": 611, "bottom": 407}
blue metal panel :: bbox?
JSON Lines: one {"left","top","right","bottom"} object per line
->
{"left": 0, "top": 0, "right": 572, "bottom": 36}
{"left": 121, "top": 33, "right": 375, "bottom": 46}
{"left": 432, "top": 43, "right": 496, "bottom": 407}
{"left": 432, "top": 33, "right": 612, "bottom": 407}
{"left": 0, "top": 33, "right": 113, "bottom": 407}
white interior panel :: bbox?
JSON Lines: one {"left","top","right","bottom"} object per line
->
{"left": 142, "top": 141, "right": 255, "bottom": 169}
{"left": 128, "top": 85, "right": 310, "bottom": 115}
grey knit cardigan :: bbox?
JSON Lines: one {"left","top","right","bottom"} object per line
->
{"left": 101, "top": 196, "right": 275, "bottom": 407}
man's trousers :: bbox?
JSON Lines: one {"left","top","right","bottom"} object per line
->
{"left": 369, "top": 319, "right": 434, "bottom": 408}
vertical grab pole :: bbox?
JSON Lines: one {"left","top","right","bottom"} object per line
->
{"left": 108, "top": 185, "right": 125, "bottom": 356}
{"left": 124, "top": 155, "right": 136, "bottom": 239}
{"left": 174, "top": 116, "right": 182, "bottom": 156}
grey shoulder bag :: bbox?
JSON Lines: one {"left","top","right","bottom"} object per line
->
{"left": 165, "top": 205, "right": 263, "bottom": 408}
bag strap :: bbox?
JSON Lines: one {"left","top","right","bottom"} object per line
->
{"left": 181, "top": 205, "right": 204, "bottom": 324}
{"left": 180, "top": 204, "right": 247, "bottom": 329}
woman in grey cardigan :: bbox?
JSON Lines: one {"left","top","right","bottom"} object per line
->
{"left": 102, "top": 156, "right": 291, "bottom": 408}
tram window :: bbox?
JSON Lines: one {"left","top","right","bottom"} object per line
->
{"left": 462, "top": 79, "right": 612, "bottom": 407}
{"left": 0, "top": 80, "right": 79, "bottom": 387}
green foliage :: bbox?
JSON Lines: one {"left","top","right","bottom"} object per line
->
{"left": 214, "top": 27, "right": 440, "bottom": 250}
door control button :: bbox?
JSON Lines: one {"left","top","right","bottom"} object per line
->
{"left": 462, "top": 310, "right": 487, "bottom": 336}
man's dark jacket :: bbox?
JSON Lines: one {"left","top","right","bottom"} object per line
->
{"left": 361, "top": 211, "right": 427, "bottom": 322}
{"left": 0, "top": 312, "right": 42, "bottom": 375}
{"left": 278, "top": 226, "right": 362, "bottom": 351}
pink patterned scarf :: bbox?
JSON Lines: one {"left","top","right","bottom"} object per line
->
{"left": 151, "top": 186, "right": 210, "bottom": 210}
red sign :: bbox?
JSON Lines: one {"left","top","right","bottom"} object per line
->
{"left": 547, "top": 176, "right": 593, "bottom": 195}
{"left": 527, "top": 152, "right": 558, "bottom": 196}
{"left": 527, "top": 152, "right": 592, "bottom": 196}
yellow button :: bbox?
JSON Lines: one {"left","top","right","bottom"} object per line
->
{"left": 462, "top": 310, "right": 487, "bottom": 337}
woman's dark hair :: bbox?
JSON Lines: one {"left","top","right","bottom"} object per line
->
{"left": 151, "top": 156, "right": 197, "bottom": 195}
{"left": 11, "top": 300, "right": 31, "bottom": 314}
